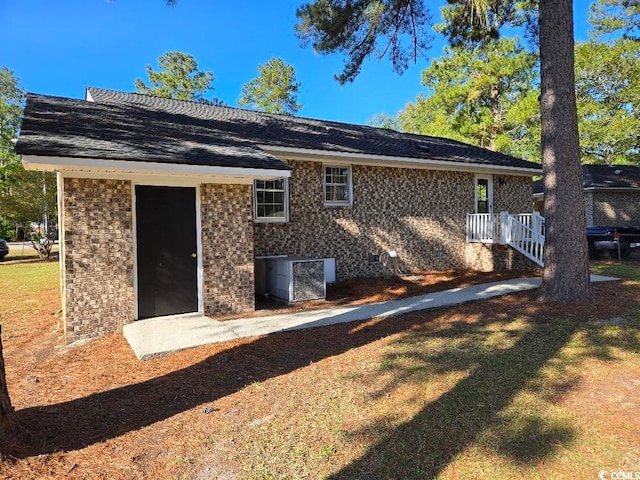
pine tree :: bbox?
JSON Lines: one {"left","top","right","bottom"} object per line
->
{"left": 239, "top": 58, "right": 302, "bottom": 115}
{"left": 134, "top": 52, "right": 222, "bottom": 104}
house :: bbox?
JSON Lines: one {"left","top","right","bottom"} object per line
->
{"left": 534, "top": 164, "right": 640, "bottom": 226}
{"left": 16, "top": 88, "right": 542, "bottom": 343}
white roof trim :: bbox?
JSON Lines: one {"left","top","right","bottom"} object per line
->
{"left": 582, "top": 186, "right": 640, "bottom": 192}
{"left": 535, "top": 186, "right": 640, "bottom": 197}
{"left": 259, "top": 145, "right": 541, "bottom": 176}
{"left": 21, "top": 155, "right": 290, "bottom": 183}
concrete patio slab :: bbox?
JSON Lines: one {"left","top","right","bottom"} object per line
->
{"left": 123, "top": 313, "right": 239, "bottom": 360}
{"left": 123, "top": 274, "right": 618, "bottom": 360}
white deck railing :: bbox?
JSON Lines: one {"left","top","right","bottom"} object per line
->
{"left": 466, "top": 211, "right": 545, "bottom": 267}
{"left": 466, "top": 213, "right": 500, "bottom": 243}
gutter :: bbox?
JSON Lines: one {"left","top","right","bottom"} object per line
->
{"left": 259, "top": 145, "right": 541, "bottom": 177}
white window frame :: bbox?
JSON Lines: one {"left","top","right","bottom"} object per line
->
{"left": 323, "top": 164, "right": 353, "bottom": 206}
{"left": 253, "top": 178, "right": 289, "bottom": 223}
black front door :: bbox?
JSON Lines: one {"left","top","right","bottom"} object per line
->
{"left": 136, "top": 185, "right": 198, "bottom": 319}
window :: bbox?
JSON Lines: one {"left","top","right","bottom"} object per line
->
{"left": 254, "top": 178, "right": 288, "bottom": 222}
{"left": 324, "top": 165, "right": 352, "bottom": 206}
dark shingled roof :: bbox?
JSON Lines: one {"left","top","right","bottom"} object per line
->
{"left": 17, "top": 87, "right": 542, "bottom": 172}
{"left": 16, "top": 93, "right": 291, "bottom": 171}
{"left": 533, "top": 164, "right": 640, "bottom": 194}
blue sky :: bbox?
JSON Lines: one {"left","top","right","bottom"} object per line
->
{"left": 1, "top": 1, "right": 592, "bottom": 125}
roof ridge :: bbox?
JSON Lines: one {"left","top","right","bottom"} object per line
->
{"left": 87, "top": 86, "right": 240, "bottom": 111}
{"left": 85, "top": 86, "right": 411, "bottom": 134}
{"left": 86, "top": 86, "right": 315, "bottom": 121}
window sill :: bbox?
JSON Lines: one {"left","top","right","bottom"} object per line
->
{"left": 254, "top": 218, "right": 289, "bottom": 224}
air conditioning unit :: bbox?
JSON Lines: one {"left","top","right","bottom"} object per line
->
{"left": 265, "top": 257, "right": 331, "bottom": 303}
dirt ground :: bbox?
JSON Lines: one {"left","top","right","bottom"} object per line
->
{"left": 235, "top": 268, "right": 539, "bottom": 319}
{"left": 1, "top": 266, "right": 639, "bottom": 479}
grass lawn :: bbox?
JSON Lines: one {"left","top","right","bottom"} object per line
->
{"left": 1, "top": 260, "right": 639, "bottom": 479}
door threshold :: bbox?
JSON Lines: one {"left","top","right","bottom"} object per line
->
{"left": 137, "top": 311, "right": 204, "bottom": 322}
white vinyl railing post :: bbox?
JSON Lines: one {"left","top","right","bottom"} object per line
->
{"left": 532, "top": 211, "right": 543, "bottom": 236}
{"left": 499, "top": 211, "right": 509, "bottom": 245}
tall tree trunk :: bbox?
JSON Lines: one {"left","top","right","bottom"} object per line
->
{"left": 490, "top": 83, "right": 502, "bottom": 151}
{"left": 0, "top": 325, "right": 20, "bottom": 442}
{"left": 537, "top": 0, "right": 592, "bottom": 302}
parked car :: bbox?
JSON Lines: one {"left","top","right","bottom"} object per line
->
{"left": 587, "top": 226, "right": 640, "bottom": 259}
{"left": 0, "top": 238, "right": 9, "bottom": 261}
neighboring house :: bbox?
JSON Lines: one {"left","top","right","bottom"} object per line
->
{"left": 16, "top": 88, "right": 542, "bottom": 343}
{"left": 534, "top": 164, "right": 640, "bottom": 226}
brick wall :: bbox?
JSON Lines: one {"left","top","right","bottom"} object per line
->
{"left": 60, "top": 166, "right": 532, "bottom": 342}
{"left": 584, "top": 191, "right": 594, "bottom": 226}
{"left": 591, "top": 191, "right": 640, "bottom": 226}
{"left": 254, "top": 161, "right": 535, "bottom": 279}
{"left": 200, "top": 184, "right": 255, "bottom": 316}
{"left": 61, "top": 180, "right": 255, "bottom": 343}
{"left": 493, "top": 175, "right": 532, "bottom": 213}
{"left": 62, "top": 178, "right": 134, "bottom": 343}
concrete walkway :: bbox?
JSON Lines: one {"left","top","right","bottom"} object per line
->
{"left": 123, "top": 274, "right": 617, "bottom": 360}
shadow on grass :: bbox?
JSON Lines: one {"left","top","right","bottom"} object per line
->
{"left": 6, "top": 307, "right": 455, "bottom": 458}
{"left": 3, "top": 294, "right": 639, "bottom": 477}
{"left": 490, "top": 411, "right": 575, "bottom": 464}
{"left": 329, "top": 318, "right": 580, "bottom": 479}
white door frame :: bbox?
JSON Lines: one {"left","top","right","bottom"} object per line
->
{"left": 131, "top": 180, "right": 204, "bottom": 320}
{"left": 474, "top": 174, "right": 494, "bottom": 215}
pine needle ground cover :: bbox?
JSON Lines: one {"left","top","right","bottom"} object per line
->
{"left": 0, "top": 259, "right": 639, "bottom": 479}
